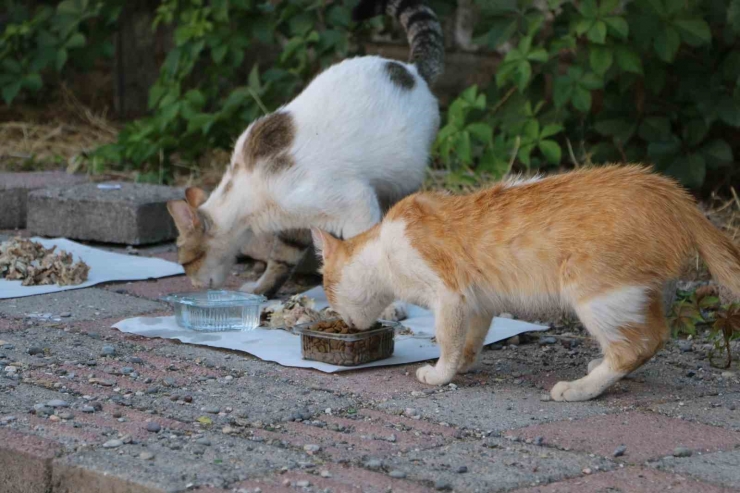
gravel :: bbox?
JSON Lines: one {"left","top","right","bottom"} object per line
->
{"left": 364, "top": 459, "right": 383, "bottom": 470}
{"left": 46, "top": 399, "right": 69, "bottom": 408}
{"left": 146, "top": 422, "right": 162, "bottom": 433}
{"left": 103, "top": 439, "right": 123, "bottom": 449}
{"left": 613, "top": 445, "right": 627, "bottom": 457}
{"left": 434, "top": 480, "right": 453, "bottom": 491}
{"left": 389, "top": 470, "right": 407, "bottom": 479}
{"left": 673, "top": 446, "right": 693, "bottom": 457}
{"left": 303, "top": 444, "right": 321, "bottom": 454}
{"left": 101, "top": 345, "right": 116, "bottom": 356}
{"left": 27, "top": 347, "right": 44, "bottom": 355}
{"left": 456, "top": 465, "right": 469, "bottom": 473}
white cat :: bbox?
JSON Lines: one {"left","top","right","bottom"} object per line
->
{"left": 167, "top": 0, "right": 443, "bottom": 317}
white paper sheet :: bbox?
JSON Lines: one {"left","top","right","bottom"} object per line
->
{"left": 113, "top": 286, "right": 548, "bottom": 373}
{"left": 0, "top": 238, "right": 184, "bottom": 299}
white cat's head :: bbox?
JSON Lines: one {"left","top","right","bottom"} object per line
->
{"left": 312, "top": 228, "right": 393, "bottom": 330}
{"left": 167, "top": 187, "right": 236, "bottom": 289}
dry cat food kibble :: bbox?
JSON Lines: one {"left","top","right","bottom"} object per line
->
{"left": 0, "top": 237, "right": 89, "bottom": 286}
{"left": 299, "top": 319, "right": 394, "bottom": 366}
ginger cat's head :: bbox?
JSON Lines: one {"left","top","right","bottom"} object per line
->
{"left": 167, "top": 187, "right": 235, "bottom": 289}
{"left": 312, "top": 228, "right": 392, "bottom": 330}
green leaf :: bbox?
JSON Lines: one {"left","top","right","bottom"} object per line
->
{"left": 700, "top": 139, "right": 733, "bottom": 167}
{"left": 211, "top": 44, "right": 228, "bottom": 64}
{"left": 665, "top": 153, "right": 706, "bottom": 188}
{"left": 457, "top": 131, "right": 472, "bottom": 165}
{"left": 638, "top": 116, "right": 672, "bottom": 142}
{"left": 673, "top": 19, "right": 712, "bottom": 46}
{"left": 729, "top": 0, "right": 740, "bottom": 35}
{"left": 572, "top": 86, "right": 592, "bottom": 112}
{"left": 466, "top": 123, "right": 493, "bottom": 144}
{"left": 527, "top": 49, "right": 549, "bottom": 63}
{"left": 65, "top": 32, "right": 86, "bottom": 49}
{"left": 538, "top": 140, "right": 562, "bottom": 164}
{"left": 654, "top": 26, "right": 681, "bottom": 62}
{"left": 603, "top": 16, "right": 629, "bottom": 39}
{"left": 614, "top": 45, "right": 643, "bottom": 74}
{"left": 594, "top": 118, "right": 636, "bottom": 141}
{"left": 599, "top": 0, "right": 620, "bottom": 15}
{"left": 579, "top": 72, "right": 604, "bottom": 90}
{"left": 580, "top": 0, "right": 598, "bottom": 18}
{"left": 184, "top": 89, "right": 206, "bottom": 108}
{"left": 22, "top": 73, "right": 43, "bottom": 92}
{"left": 682, "top": 119, "right": 708, "bottom": 146}
{"left": 56, "top": 48, "right": 69, "bottom": 72}
{"left": 2, "top": 80, "right": 22, "bottom": 105}
{"left": 540, "top": 123, "right": 564, "bottom": 139}
{"left": 186, "top": 113, "right": 215, "bottom": 134}
{"left": 513, "top": 61, "right": 532, "bottom": 92}
{"left": 553, "top": 77, "right": 574, "bottom": 108}
{"left": 718, "top": 97, "right": 740, "bottom": 127}
{"left": 518, "top": 143, "right": 536, "bottom": 167}
{"left": 587, "top": 20, "right": 607, "bottom": 44}
{"left": 478, "top": 148, "right": 511, "bottom": 178}
{"left": 523, "top": 120, "right": 540, "bottom": 141}
{"left": 648, "top": 137, "right": 682, "bottom": 161}
{"left": 590, "top": 45, "right": 613, "bottom": 75}
{"left": 575, "top": 19, "right": 595, "bottom": 36}
{"left": 665, "top": 0, "right": 687, "bottom": 15}
{"left": 248, "top": 64, "right": 261, "bottom": 92}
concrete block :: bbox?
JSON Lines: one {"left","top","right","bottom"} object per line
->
{"left": 27, "top": 182, "right": 184, "bottom": 245}
{"left": 0, "top": 428, "right": 62, "bottom": 493}
{"left": 0, "top": 172, "right": 87, "bottom": 229}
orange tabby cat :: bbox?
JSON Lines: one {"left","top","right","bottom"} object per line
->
{"left": 312, "top": 165, "right": 740, "bottom": 401}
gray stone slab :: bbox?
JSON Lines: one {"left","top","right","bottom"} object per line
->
{"left": 0, "top": 288, "right": 164, "bottom": 321}
{"left": 0, "top": 172, "right": 87, "bottom": 229}
{"left": 27, "top": 182, "right": 184, "bottom": 245}
{"left": 652, "top": 449, "right": 740, "bottom": 489}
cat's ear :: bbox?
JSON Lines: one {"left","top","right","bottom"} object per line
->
{"left": 168, "top": 200, "right": 200, "bottom": 235}
{"left": 185, "top": 187, "right": 208, "bottom": 208}
{"left": 311, "top": 228, "right": 340, "bottom": 259}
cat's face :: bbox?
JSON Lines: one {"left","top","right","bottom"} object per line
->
{"left": 312, "top": 229, "right": 391, "bottom": 330}
{"left": 167, "top": 187, "right": 234, "bottom": 289}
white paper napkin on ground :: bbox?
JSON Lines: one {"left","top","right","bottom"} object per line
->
{"left": 113, "top": 286, "right": 548, "bottom": 373}
{"left": 0, "top": 238, "right": 184, "bottom": 299}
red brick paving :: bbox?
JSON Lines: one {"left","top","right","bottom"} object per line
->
{"left": 512, "top": 412, "right": 740, "bottom": 462}
{"left": 512, "top": 466, "right": 735, "bottom": 493}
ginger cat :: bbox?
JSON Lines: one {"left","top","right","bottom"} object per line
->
{"left": 312, "top": 166, "right": 740, "bottom": 401}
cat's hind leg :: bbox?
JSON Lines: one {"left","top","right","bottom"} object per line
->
{"left": 457, "top": 310, "right": 494, "bottom": 374}
{"left": 240, "top": 229, "right": 311, "bottom": 299}
{"left": 551, "top": 287, "right": 668, "bottom": 402}
{"left": 417, "top": 294, "right": 468, "bottom": 385}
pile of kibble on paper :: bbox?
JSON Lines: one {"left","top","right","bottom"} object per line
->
{"left": 0, "top": 237, "right": 90, "bottom": 286}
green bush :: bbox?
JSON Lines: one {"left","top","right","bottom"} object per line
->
{"left": 438, "top": 0, "right": 740, "bottom": 190}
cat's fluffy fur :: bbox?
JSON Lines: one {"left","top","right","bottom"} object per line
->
{"left": 167, "top": 0, "right": 442, "bottom": 300}
{"left": 312, "top": 166, "right": 740, "bottom": 401}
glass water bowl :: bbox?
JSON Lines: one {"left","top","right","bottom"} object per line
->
{"left": 162, "top": 290, "right": 266, "bottom": 332}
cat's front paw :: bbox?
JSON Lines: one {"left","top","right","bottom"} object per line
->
{"left": 381, "top": 301, "right": 408, "bottom": 322}
{"left": 550, "top": 381, "right": 573, "bottom": 402}
{"left": 550, "top": 380, "right": 595, "bottom": 402}
{"left": 416, "top": 364, "right": 451, "bottom": 385}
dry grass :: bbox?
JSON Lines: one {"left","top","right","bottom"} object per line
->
{"left": 0, "top": 86, "right": 118, "bottom": 173}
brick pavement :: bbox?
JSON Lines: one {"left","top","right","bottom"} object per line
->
{"left": 1, "top": 237, "right": 740, "bottom": 492}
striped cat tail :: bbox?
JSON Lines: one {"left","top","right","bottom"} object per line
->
{"left": 352, "top": 0, "right": 444, "bottom": 86}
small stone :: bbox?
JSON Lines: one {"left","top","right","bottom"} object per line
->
{"left": 58, "top": 411, "right": 74, "bottom": 420}
{"left": 613, "top": 445, "right": 627, "bottom": 457}
{"left": 364, "top": 459, "right": 383, "bottom": 470}
{"left": 196, "top": 438, "right": 211, "bottom": 446}
{"left": 162, "top": 377, "right": 176, "bottom": 387}
{"left": 0, "top": 416, "right": 16, "bottom": 424}
{"left": 89, "top": 378, "right": 115, "bottom": 387}
{"left": 686, "top": 370, "right": 696, "bottom": 378}
{"left": 506, "top": 336, "right": 520, "bottom": 346}
{"left": 128, "top": 357, "right": 144, "bottom": 364}
{"left": 60, "top": 312, "right": 72, "bottom": 318}
{"left": 4, "top": 366, "right": 17, "bottom": 374}
{"left": 183, "top": 395, "right": 193, "bottom": 403}
{"left": 145, "top": 386, "right": 160, "bottom": 394}
{"left": 224, "top": 375, "right": 233, "bottom": 382}
{"left": 139, "top": 451, "right": 155, "bottom": 460}
{"left": 27, "top": 347, "right": 44, "bottom": 355}
{"left": 103, "top": 439, "right": 123, "bottom": 449}
{"left": 320, "top": 470, "right": 331, "bottom": 478}
{"left": 303, "top": 444, "right": 321, "bottom": 454}
{"left": 81, "top": 406, "right": 95, "bottom": 413}
{"left": 389, "top": 470, "right": 406, "bottom": 479}
{"left": 539, "top": 337, "right": 557, "bottom": 345}
{"left": 49, "top": 415, "right": 60, "bottom": 422}
{"left": 403, "top": 408, "right": 417, "bottom": 417}
{"left": 533, "top": 436, "right": 544, "bottom": 446}
{"left": 722, "top": 371, "right": 736, "bottom": 379}
{"left": 202, "top": 406, "right": 220, "bottom": 414}
{"left": 434, "top": 480, "right": 452, "bottom": 491}
{"left": 673, "top": 446, "right": 693, "bottom": 457}
{"left": 296, "top": 480, "right": 310, "bottom": 488}
{"left": 121, "top": 367, "right": 134, "bottom": 375}
{"left": 283, "top": 480, "right": 291, "bottom": 487}
{"left": 678, "top": 340, "right": 693, "bottom": 352}
{"left": 222, "top": 426, "right": 235, "bottom": 434}
{"left": 146, "top": 422, "right": 161, "bottom": 433}
{"left": 456, "top": 465, "right": 468, "bottom": 473}
{"left": 582, "top": 468, "right": 592, "bottom": 475}
{"left": 101, "top": 345, "right": 116, "bottom": 356}
{"left": 47, "top": 399, "right": 69, "bottom": 408}
{"left": 539, "top": 394, "right": 552, "bottom": 402}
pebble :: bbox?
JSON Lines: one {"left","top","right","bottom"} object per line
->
{"left": 320, "top": 470, "right": 331, "bottom": 478}
{"left": 58, "top": 411, "right": 74, "bottom": 420}
{"left": 303, "top": 444, "right": 321, "bottom": 454}
{"left": 296, "top": 480, "right": 310, "bottom": 488}
{"left": 673, "top": 446, "right": 693, "bottom": 457}
{"left": 722, "top": 371, "right": 736, "bottom": 379}
{"left": 533, "top": 436, "right": 544, "bottom": 446}
{"left": 103, "top": 439, "right": 123, "bottom": 449}
{"left": 128, "top": 357, "right": 144, "bottom": 364}
{"left": 121, "top": 367, "right": 134, "bottom": 375}
{"left": 146, "top": 422, "right": 161, "bottom": 433}
{"left": 539, "top": 394, "right": 552, "bottom": 402}
{"left": 224, "top": 375, "right": 233, "bottom": 382}
{"left": 183, "top": 395, "right": 193, "bottom": 403}
{"left": 0, "top": 416, "right": 16, "bottom": 424}
{"left": 678, "top": 340, "right": 693, "bottom": 352}
{"left": 434, "top": 480, "right": 453, "bottom": 491}
{"left": 582, "top": 468, "right": 592, "bottom": 475}
{"left": 60, "top": 312, "right": 72, "bottom": 318}
{"left": 686, "top": 370, "right": 696, "bottom": 378}
{"left": 162, "top": 377, "right": 176, "bottom": 387}
{"left": 89, "top": 378, "right": 115, "bottom": 387}
{"left": 47, "top": 399, "right": 69, "bottom": 408}
{"left": 139, "top": 451, "right": 155, "bottom": 460}
{"left": 364, "top": 459, "right": 383, "bottom": 470}
{"left": 81, "top": 406, "right": 96, "bottom": 413}
{"left": 145, "top": 386, "right": 160, "bottom": 394}
{"left": 27, "top": 347, "right": 44, "bottom": 355}
{"left": 49, "top": 415, "right": 60, "bottom": 422}
{"left": 202, "top": 406, "right": 220, "bottom": 414}
{"left": 389, "top": 470, "right": 406, "bottom": 479}
{"left": 506, "top": 336, "right": 520, "bottom": 346}
{"left": 4, "top": 366, "right": 17, "bottom": 374}
{"left": 456, "top": 465, "right": 468, "bottom": 473}
{"left": 222, "top": 426, "right": 235, "bottom": 434}
{"left": 33, "top": 405, "right": 53, "bottom": 416}
{"left": 403, "top": 408, "right": 417, "bottom": 417}
{"left": 195, "top": 438, "right": 211, "bottom": 446}
{"left": 539, "top": 337, "right": 557, "bottom": 345}
{"left": 613, "top": 445, "right": 627, "bottom": 457}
